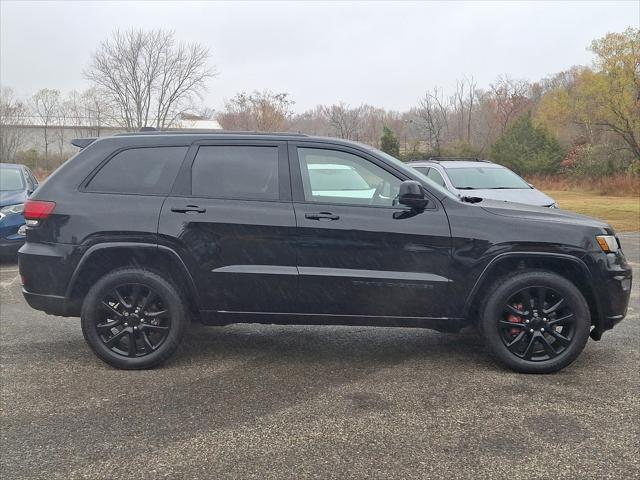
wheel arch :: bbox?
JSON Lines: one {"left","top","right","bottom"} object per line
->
{"left": 65, "top": 243, "right": 200, "bottom": 317}
{"left": 464, "top": 252, "right": 602, "bottom": 332}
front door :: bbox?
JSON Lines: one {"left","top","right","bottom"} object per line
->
{"left": 290, "top": 143, "right": 452, "bottom": 318}
{"left": 158, "top": 140, "right": 298, "bottom": 313}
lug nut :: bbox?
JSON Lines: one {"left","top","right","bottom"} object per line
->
{"left": 541, "top": 328, "right": 545, "bottom": 332}
{"left": 525, "top": 319, "right": 530, "bottom": 324}
{"left": 124, "top": 312, "right": 129, "bottom": 317}
{"left": 124, "top": 322, "right": 128, "bottom": 327}
{"left": 133, "top": 326, "right": 137, "bottom": 330}
{"left": 529, "top": 329, "right": 534, "bottom": 333}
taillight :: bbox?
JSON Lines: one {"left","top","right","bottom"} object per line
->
{"left": 23, "top": 200, "right": 56, "bottom": 220}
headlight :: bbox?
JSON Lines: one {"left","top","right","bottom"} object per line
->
{"left": 0, "top": 203, "right": 24, "bottom": 215}
{"left": 596, "top": 235, "right": 619, "bottom": 253}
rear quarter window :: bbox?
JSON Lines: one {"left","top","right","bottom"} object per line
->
{"left": 86, "top": 146, "right": 187, "bottom": 195}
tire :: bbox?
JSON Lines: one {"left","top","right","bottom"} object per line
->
{"left": 81, "top": 267, "right": 189, "bottom": 369}
{"left": 480, "top": 270, "right": 590, "bottom": 374}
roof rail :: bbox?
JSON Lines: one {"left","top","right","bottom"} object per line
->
{"left": 426, "top": 157, "right": 491, "bottom": 163}
{"left": 114, "top": 129, "right": 308, "bottom": 137}
{"left": 71, "top": 138, "right": 97, "bottom": 149}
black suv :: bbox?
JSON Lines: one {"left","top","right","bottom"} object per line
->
{"left": 19, "top": 131, "right": 632, "bottom": 373}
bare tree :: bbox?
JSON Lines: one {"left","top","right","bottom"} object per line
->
{"left": 85, "top": 29, "right": 216, "bottom": 131}
{"left": 321, "top": 103, "right": 365, "bottom": 140}
{"left": 65, "top": 88, "right": 112, "bottom": 138}
{"left": 32, "top": 88, "right": 60, "bottom": 167}
{"left": 0, "top": 87, "right": 30, "bottom": 162}
{"left": 217, "top": 91, "right": 294, "bottom": 131}
{"left": 417, "top": 88, "right": 449, "bottom": 155}
{"left": 489, "top": 75, "right": 532, "bottom": 133}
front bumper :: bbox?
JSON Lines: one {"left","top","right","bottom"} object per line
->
{"left": 589, "top": 251, "right": 633, "bottom": 340}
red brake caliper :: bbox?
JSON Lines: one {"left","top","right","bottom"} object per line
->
{"left": 507, "top": 303, "right": 523, "bottom": 335}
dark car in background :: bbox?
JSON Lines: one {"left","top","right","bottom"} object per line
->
{"left": 18, "top": 132, "right": 631, "bottom": 373}
{"left": 0, "top": 163, "right": 38, "bottom": 257}
{"left": 409, "top": 158, "right": 558, "bottom": 208}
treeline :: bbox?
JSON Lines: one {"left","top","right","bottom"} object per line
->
{"left": 1, "top": 28, "right": 637, "bottom": 181}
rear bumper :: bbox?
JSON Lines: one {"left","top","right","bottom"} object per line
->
{"left": 22, "top": 288, "right": 68, "bottom": 316}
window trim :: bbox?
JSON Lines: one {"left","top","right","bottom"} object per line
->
{"left": 171, "top": 139, "right": 291, "bottom": 202}
{"left": 288, "top": 141, "right": 439, "bottom": 211}
{"left": 80, "top": 145, "right": 190, "bottom": 196}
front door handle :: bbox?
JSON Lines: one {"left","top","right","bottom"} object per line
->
{"left": 305, "top": 212, "right": 340, "bottom": 221}
{"left": 171, "top": 205, "right": 206, "bottom": 214}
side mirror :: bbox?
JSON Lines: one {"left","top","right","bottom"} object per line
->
{"left": 398, "top": 180, "right": 429, "bottom": 210}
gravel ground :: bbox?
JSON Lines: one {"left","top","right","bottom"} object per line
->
{"left": 1, "top": 233, "right": 638, "bottom": 479}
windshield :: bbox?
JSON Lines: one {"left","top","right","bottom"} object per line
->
{"left": 0, "top": 167, "right": 25, "bottom": 191}
{"left": 364, "top": 147, "right": 459, "bottom": 200}
{"left": 446, "top": 166, "right": 531, "bottom": 189}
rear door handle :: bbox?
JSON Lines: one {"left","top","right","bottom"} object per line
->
{"left": 305, "top": 212, "right": 340, "bottom": 221}
{"left": 171, "top": 205, "right": 206, "bottom": 214}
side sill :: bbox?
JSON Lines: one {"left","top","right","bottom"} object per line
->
{"left": 200, "top": 310, "right": 468, "bottom": 332}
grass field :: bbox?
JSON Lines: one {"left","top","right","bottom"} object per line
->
{"left": 545, "top": 190, "right": 639, "bottom": 232}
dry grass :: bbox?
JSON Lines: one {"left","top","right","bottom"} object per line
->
{"left": 545, "top": 190, "right": 639, "bottom": 232}
{"left": 528, "top": 174, "right": 639, "bottom": 197}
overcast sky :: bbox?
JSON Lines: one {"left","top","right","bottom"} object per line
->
{"left": 1, "top": 1, "right": 637, "bottom": 113}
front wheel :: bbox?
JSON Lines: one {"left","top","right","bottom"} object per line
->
{"left": 81, "top": 267, "right": 189, "bottom": 369}
{"left": 480, "top": 270, "right": 590, "bottom": 374}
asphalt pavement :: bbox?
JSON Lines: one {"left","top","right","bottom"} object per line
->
{"left": 1, "top": 233, "right": 638, "bottom": 479}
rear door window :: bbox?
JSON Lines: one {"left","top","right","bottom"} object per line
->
{"left": 191, "top": 146, "right": 279, "bottom": 200}
{"left": 86, "top": 147, "right": 187, "bottom": 195}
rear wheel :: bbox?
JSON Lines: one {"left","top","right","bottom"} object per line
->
{"left": 480, "top": 270, "right": 590, "bottom": 373}
{"left": 81, "top": 267, "right": 188, "bottom": 369}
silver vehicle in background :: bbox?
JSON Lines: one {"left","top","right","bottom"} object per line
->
{"left": 409, "top": 158, "right": 558, "bottom": 208}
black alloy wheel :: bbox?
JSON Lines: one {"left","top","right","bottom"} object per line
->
{"left": 499, "top": 286, "right": 576, "bottom": 362}
{"left": 97, "top": 284, "right": 171, "bottom": 358}
{"left": 481, "top": 270, "right": 590, "bottom": 373}
{"left": 81, "top": 268, "right": 188, "bottom": 369}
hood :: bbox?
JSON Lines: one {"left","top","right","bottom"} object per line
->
{"left": 479, "top": 198, "right": 610, "bottom": 230}
{"left": 0, "top": 189, "right": 27, "bottom": 207}
{"left": 454, "top": 187, "right": 555, "bottom": 207}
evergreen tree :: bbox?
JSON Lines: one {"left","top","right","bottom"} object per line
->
{"left": 380, "top": 126, "right": 400, "bottom": 158}
{"left": 490, "top": 115, "right": 564, "bottom": 175}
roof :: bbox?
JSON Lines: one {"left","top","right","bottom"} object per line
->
{"left": 0, "top": 163, "right": 24, "bottom": 169}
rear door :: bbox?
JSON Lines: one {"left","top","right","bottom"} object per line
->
{"left": 289, "top": 142, "right": 452, "bottom": 318}
{"left": 158, "top": 139, "right": 297, "bottom": 313}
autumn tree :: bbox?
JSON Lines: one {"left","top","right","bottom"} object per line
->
{"left": 217, "top": 90, "right": 294, "bottom": 131}
{"left": 85, "top": 29, "right": 215, "bottom": 131}
{"left": 537, "top": 28, "right": 639, "bottom": 160}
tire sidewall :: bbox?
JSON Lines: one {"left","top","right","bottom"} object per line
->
{"left": 81, "top": 268, "right": 188, "bottom": 369}
{"left": 481, "top": 271, "right": 590, "bottom": 374}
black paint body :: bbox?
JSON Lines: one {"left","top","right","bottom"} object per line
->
{"left": 19, "top": 133, "right": 632, "bottom": 340}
